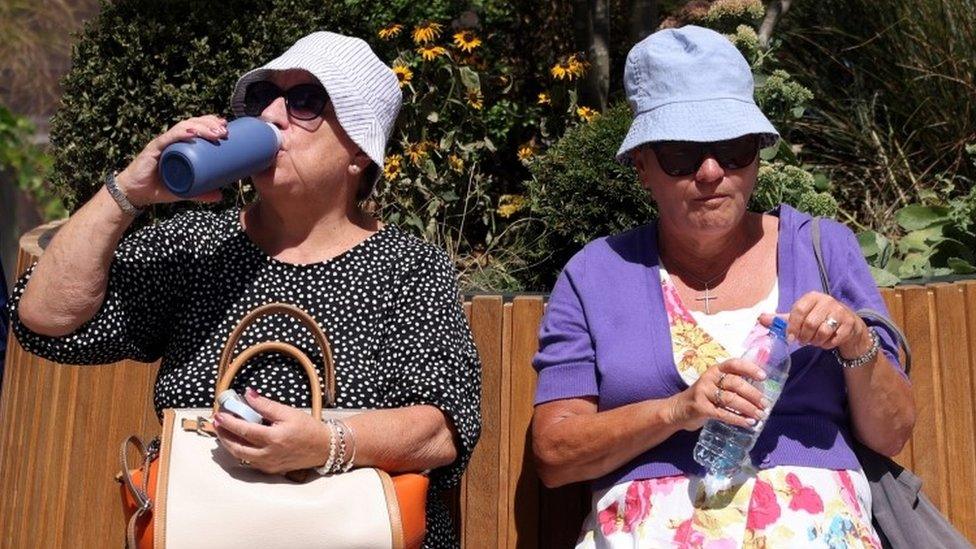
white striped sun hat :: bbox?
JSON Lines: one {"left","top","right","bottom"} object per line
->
{"left": 230, "top": 31, "right": 402, "bottom": 187}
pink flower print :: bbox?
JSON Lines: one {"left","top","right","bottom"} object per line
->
{"left": 746, "top": 479, "right": 781, "bottom": 532}
{"left": 661, "top": 277, "right": 695, "bottom": 323}
{"left": 598, "top": 501, "right": 621, "bottom": 536}
{"left": 651, "top": 475, "right": 683, "bottom": 497}
{"left": 785, "top": 472, "right": 824, "bottom": 514}
{"left": 742, "top": 324, "right": 770, "bottom": 356}
{"left": 674, "top": 518, "right": 705, "bottom": 547}
{"left": 836, "top": 470, "right": 862, "bottom": 515}
{"left": 623, "top": 480, "right": 653, "bottom": 532}
{"left": 705, "top": 539, "right": 739, "bottom": 549}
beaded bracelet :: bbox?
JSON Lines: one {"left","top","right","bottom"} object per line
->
{"left": 315, "top": 420, "right": 339, "bottom": 476}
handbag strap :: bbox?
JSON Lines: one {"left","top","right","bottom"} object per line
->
{"left": 118, "top": 435, "right": 152, "bottom": 549}
{"left": 212, "top": 340, "right": 324, "bottom": 419}
{"left": 811, "top": 217, "right": 913, "bottom": 375}
{"left": 217, "top": 303, "right": 336, "bottom": 407}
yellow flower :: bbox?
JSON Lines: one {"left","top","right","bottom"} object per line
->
{"left": 672, "top": 319, "right": 728, "bottom": 376}
{"left": 537, "top": 92, "right": 551, "bottom": 105}
{"left": 452, "top": 30, "right": 482, "bottom": 53}
{"left": 412, "top": 21, "right": 443, "bottom": 44}
{"left": 550, "top": 53, "right": 587, "bottom": 80}
{"left": 383, "top": 154, "right": 402, "bottom": 181}
{"left": 448, "top": 154, "right": 464, "bottom": 173}
{"left": 576, "top": 106, "right": 599, "bottom": 122}
{"left": 497, "top": 194, "right": 526, "bottom": 218}
{"left": 392, "top": 64, "right": 413, "bottom": 88}
{"left": 465, "top": 89, "right": 483, "bottom": 110}
{"left": 405, "top": 141, "right": 433, "bottom": 166}
{"left": 517, "top": 143, "right": 536, "bottom": 162}
{"left": 417, "top": 44, "right": 448, "bottom": 61}
{"left": 378, "top": 23, "right": 403, "bottom": 40}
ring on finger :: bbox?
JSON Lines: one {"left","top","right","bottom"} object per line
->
{"left": 239, "top": 458, "right": 251, "bottom": 467}
{"left": 824, "top": 316, "right": 840, "bottom": 330}
{"left": 713, "top": 388, "right": 725, "bottom": 406}
{"left": 717, "top": 372, "right": 728, "bottom": 389}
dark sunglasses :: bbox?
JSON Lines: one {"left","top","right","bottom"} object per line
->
{"left": 649, "top": 135, "right": 759, "bottom": 177}
{"left": 243, "top": 81, "right": 330, "bottom": 121}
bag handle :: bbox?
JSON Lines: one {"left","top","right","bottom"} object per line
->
{"left": 811, "top": 217, "right": 913, "bottom": 375}
{"left": 217, "top": 303, "right": 336, "bottom": 407}
{"left": 118, "top": 435, "right": 152, "bottom": 549}
{"left": 213, "top": 340, "right": 324, "bottom": 419}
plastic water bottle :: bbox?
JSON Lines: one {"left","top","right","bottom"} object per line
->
{"left": 159, "top": 116, "right": 281, "bottom": 198}
{"left": 693, "top": 317, "right": 791, "bottom": 481}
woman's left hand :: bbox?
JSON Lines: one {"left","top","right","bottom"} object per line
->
{"left": 212, "top": 388, "right": 329, "bottom": 474}
{"left": 759, "top": 291, "right": 873, "bottom": 359}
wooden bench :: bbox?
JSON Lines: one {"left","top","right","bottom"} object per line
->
{"left": 2, "top": 224, "right": 975, "bottom": 547}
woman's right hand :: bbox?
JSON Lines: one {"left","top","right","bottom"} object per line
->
{"left": 667, "top": 358, "right": 769, "bottom": 432}
{"left": 114, "top": 115, "right": 229, "bottom": 207}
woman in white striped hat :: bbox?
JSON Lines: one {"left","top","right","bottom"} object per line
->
{"left": 12, "top": 32, "right": 481, "bottom": 548}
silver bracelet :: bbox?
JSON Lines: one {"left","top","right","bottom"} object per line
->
{"left": 104, "top": 172, "right": 145, "bottom": 217}
{"left": 834, "top": 327, "right": 880, "bottom": 369}
{"left": 315, "top": 420, "right": 339, "bottom": 476}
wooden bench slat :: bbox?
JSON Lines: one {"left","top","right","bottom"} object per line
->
{"left": 933, "top": 283, "right": 976, "bottom": 541}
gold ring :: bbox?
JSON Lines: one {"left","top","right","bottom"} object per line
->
{"left": 239, "top": 459, "right": 251, "bottom": 467}
{"left": 825, "top": 317, "right": 840, "bottom": 330}
{"left": 714, "top": 388, "right": 724, "bottom": 406}
{"left": 717, "top": 372, "right": 728, "bottom": 389}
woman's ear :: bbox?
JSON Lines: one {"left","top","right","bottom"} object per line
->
{"left": 348, "top": 151, "right": 371, "bottom": 176}
{"left": 632, "top": 148, "right": 652, "bottom": 190}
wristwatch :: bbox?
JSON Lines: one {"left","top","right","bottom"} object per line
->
{"left": 105, "top": 172, "right": 145, "bottom": 217}
{"left": 834, "top": 327, "right": 880, "bottom": 369}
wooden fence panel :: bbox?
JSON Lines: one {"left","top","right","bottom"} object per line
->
{"left": 899, "top": 286, "right": 949, "bottom": 513}
{"left": 932, "top": 283, "right": 976, "bottom": 541}
{"left": 465, "top": 296, "right": 505, "bottom": 548}
{"left": 506, "top": 297, "right": 544, "bottom": 548}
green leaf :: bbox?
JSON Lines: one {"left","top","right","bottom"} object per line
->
{"left": 858, "top": 230, "right": 883, "bottom": 259}
{"left": 791, "top": 106, "right": 806, "bottom": 118}
{"left": 895, "top": 204, "right": 952, "bottom": 231}
{"left": 760, "top": 146, "right": 778, "bottom": 161}
{"left": 813, "top": 172, "right": 830, "bottom": 192}
{"left": 458, "top": 66, "right": 481, "bottom": 92}
{"left": 898, "top": 253, "right": 929, "bottom": 278}
{"left": 869, "top": 266, "right": 901, "bottom": 287}
{"left": 948, "top": 257, "right": 976, "bottom": 274}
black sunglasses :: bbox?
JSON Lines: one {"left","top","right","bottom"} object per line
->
{"left": 649, "top": 135, "right": 759, "bottom": 177}
{"left": 243, "top": 81, "right": 330, "bottom": 121}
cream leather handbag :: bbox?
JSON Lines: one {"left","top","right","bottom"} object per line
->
{"left": 118, "top": 303, "right": 428, "bottom": 549}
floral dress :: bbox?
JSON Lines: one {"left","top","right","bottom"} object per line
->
{"left": 576, "top": 270, "right": 881, "bottom": 549}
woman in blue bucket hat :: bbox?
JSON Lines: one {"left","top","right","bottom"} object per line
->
{"left": 531, "top": 25, "right": 914, "bottom": 547}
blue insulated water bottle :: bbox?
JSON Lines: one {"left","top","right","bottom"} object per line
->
{"left": 159, "top": 117, "right": 282, "bottom": 198}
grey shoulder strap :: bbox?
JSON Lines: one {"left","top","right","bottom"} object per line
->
{"left": 811, "top": 217, "right": 913, "bottom": 375}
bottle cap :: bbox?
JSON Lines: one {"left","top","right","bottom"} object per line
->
{"left": 770, "top": 317, "right": 788, "bottom": 340}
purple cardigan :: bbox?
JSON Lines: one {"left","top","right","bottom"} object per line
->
{"left": 533, "top": 205, "right": 904, "bottom": 491}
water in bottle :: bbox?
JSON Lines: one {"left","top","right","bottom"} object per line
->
{"left": 693, "top": 317, "right": 791, "bottom": 489}
{"left": 159, "top": 116, "right": 282, "bottom": 198}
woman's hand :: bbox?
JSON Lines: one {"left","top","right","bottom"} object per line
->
{"left": 667, "top": 359, "right": 769, "bottom": 432}
{"left": 759, "top": 291, "right": 873, "bottom": 359}
{"left": 213, "top": 388, "right": 330, "bottom": 475}
{"left": 114, "top": 114, "right": 229, "bottom": 207}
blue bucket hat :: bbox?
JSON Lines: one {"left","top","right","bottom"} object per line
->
{"left": 616, "top": 25, "right": 779, "bottom": 164}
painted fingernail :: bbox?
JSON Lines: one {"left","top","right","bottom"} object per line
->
{"left": 246, "top": 387, "right": 257, "bottom": 398}
{"left": 747, "top": 418, "right": 757, "bottom": 426}
{"left": 755, "top": 370, "right": 767, "bottom": 380}
{"left": 761, "top": 398, "right": 771, "bottom": 409}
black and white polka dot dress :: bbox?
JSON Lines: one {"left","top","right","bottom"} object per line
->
{"left": 9, "top": 207, "right": 482, "bottom": 548}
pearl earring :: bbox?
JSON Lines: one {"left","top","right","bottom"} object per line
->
{"left": 349, "top": 164, "right": 362, "bottom": 175}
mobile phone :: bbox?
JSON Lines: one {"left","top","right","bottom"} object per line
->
{"left": 216, "top": 389, "right": 265, "bottom": 424}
